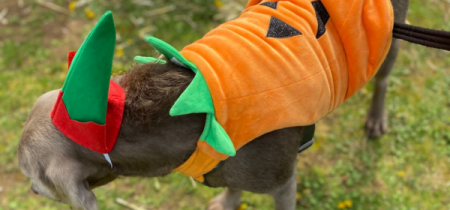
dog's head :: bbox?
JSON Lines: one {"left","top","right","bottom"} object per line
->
{"left": 17, "top": 13, "right": 121, "bottom": 209}
{"left": 17, "top": 66, "right": 196, "bottom": 209}
{"left": 18, "top": 90, "right": 118, "bottom": 209}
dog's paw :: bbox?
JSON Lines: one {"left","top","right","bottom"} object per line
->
{"left": 206, "top": 192, "right": 240, "bottom": 210}
{"left": 206, "top": 202, "right": 237, "bottom": 210}
{"left": 365, "top": 112, "right": 389, "bottom": 138}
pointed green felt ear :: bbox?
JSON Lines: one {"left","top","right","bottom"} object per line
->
{"left": 61, "top": 11, "right": 116, "bottom": 125}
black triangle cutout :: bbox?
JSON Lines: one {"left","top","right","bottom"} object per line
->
{"left": 261, "top": 1, "right": 278, "bottom": 9}
{"left": 266, "top": 17, "right": 302, "bottom": 38}
{"left": 311, "top": 1, "right": 330, "bottom": 39}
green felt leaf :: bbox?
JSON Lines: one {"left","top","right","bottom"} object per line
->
{"left": 201, "top": 114, "right": 236, "bottom": 156}
{"left": 61, "top": 11, "right": 116, "bottom": 124}
{"left": 170, "top": 73, "right": 214, "bottom": 115}
{"left": 134, "top": 56, "right": 166, "bottom": 64}
{"left": 145, "top": 36, "right": 199, "bottom": 73}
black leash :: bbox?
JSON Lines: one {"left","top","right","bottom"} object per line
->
{"left": 393, "top": 22, "right": 450, "bottom": 51}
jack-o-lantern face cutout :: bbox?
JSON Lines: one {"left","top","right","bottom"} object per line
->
{"left": 261, "top": 1, "right": 330, "bottom": 39}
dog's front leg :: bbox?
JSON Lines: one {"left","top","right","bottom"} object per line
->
{"left": 47, "top": 162, "right": 99, "bottom": 210}
{"left": 207, "top": 188, "right": 242, "bottom": 210}
{"left": 44, "top": 177, "right": 98, "bottom": 210}
{"left": 269, "top": 165, "right": 297, "bottom": 210}
{"left": 68, "top": 181, "right": 98, "bottom": 210}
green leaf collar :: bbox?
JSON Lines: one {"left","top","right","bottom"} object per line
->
{"left": 135, "top": 36, "right": 235, "bottom": 156}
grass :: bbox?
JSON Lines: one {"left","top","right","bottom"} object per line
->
{"left": 0, "top": 0, "right": 449, "bottom": 209}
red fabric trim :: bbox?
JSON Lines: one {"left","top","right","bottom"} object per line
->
{"left": 68, "top": 51, "right": 77, "bottom": 69}
{"left": 105, "top": 80, "right": 126, "bottom": 152}
{"left": 51, "top": 80, "right": 125, "bottom": 153}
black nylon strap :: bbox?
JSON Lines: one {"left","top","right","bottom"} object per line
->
{"left": 394, "top": 22, "right": 450, "bottom": 38}
{"left": 298, "top": 124, "right": 315, "bottom": 153}
{"left": 393, "top": 22, "right": 450, "bottom": 51}
{"left": 393, "top": 27, "right": 450, "bottom": 45}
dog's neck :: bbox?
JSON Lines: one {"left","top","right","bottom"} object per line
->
{"left": 105, "top": 62, "right": 203, "bottom": 177}
{"left": 109, "top": 113, "right": 205, "bottom": 177}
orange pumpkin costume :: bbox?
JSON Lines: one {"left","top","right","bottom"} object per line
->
{"left": 145, "top": 0, "right": 393, "bottom": 182}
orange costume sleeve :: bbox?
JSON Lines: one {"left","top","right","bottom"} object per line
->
{"left": 169, "top": 0, "right": 393, "bottom": 182}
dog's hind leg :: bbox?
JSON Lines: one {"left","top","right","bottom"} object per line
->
{"left": 269, "top": 165, "right": 297, "bottom": 210}
{"left": 207, "top": 188, "right": 242, "bottom": 210}
{"left": 365, "top": 40, "right": 399, "bottom": 137}
{"left": 365, "top": 0, "right": 410, "bottom": 138}
{"left": 207, "top": 165, "right": 297, "bottom": 210}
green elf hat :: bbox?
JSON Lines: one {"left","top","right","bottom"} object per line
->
{"left": 50, "top": 11, "right": 125, "bottom": 164}
{"left": 136, "top": 36, "right": 236, "bottom": 156}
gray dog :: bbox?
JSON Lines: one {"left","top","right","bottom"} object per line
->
{"left": 18, "top": 0, "right": 410, "bottom": 209}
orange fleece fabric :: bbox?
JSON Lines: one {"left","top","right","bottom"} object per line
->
{"left": 175, "top": 0, "right": 393, "bottom": 182}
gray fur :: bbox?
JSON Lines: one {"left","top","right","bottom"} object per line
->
{"left": 18, "top": 0, "right": 410, "bottom": 209}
